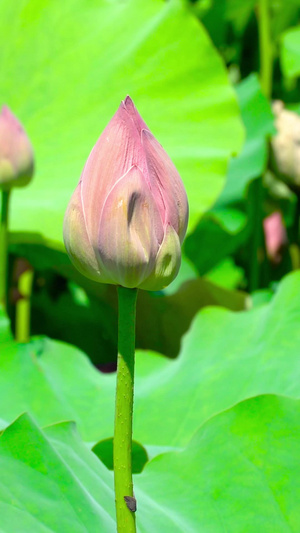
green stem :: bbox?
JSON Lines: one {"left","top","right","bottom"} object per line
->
{"left": 0, "top": 190, "right": 11, "bottom": 312}
{"left": 249, "top": 1, "right": 272, "bottom": 289}
{"left": 114, "top": 286, "right": 138, "bottom": 533}
{"left": 249, "top": 178, "right": 265, "bottom": 292}
{"left": 15, "top": 264, "right": 34, "bottom": 343}
{"left": 257, "top": 0, "right": 272, "bottom": 98}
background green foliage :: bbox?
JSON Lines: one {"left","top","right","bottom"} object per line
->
{"left": 0, "top": 0, "right": 243, "bottom": 247}
{"left": 1, "top": 0, "right": 300, "bottom": 531}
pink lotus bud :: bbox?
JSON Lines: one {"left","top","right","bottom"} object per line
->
{"left": 63, "top": 96, "right": 189, "bottom": 290}
{"left": 263, "top": 211, "right": 287, "bottom": 264}
{"left": 0, "top": 106, "right": 34, "bottom": 189}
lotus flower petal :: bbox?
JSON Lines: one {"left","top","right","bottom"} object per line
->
{"left": 98, "top": 165, "right": 164, "bottom": 288}
{"left": 122, "top": 95, "right": 149, "bottom": 136}
{"left": 140, "top": 225, "right": 181, "bottom": 291}
{"left": 81, "top": 101, "right": 148, "bottom": 241}
{"left": 142, "top": 129, "right": 188, "bottom": 242}
{"left": 63, "top": 182, "right": 110, "bottom": 283}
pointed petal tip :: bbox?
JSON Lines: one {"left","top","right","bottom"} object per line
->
{"left": 0, "top": 105, "right": 24, "bottom": 131}
{"left": 124, "top": 95, "right": 134, "bottom": 106}
{"left": 119, "top": 96, "right": 149, "bottom": 137}
{"left": 1, "top": 105, "right": 15, "bottom": 121}
{"left": 123, "top": 96, "right": 137, "bottom": 115}
{"left": 119, "top": 95, "right": 135, "bottom": 115}
{"left": 120, "top": 96, "right": 134, "bottom": 110}
{"left": 0, "top": 104, "right": 8, "bottom": 115}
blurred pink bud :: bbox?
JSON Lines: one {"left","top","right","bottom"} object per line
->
{"left": 263, "top": 212, "right": 287, "bottom": 264}
{"left": 64, "top": 96, "right": 189, "bottom": 290}
{"left": 0, "top": 106, "right": 34, "bottom": 189}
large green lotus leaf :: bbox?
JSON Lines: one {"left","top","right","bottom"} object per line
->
{"left": 135, "top": 395, "right": 300, "bottom": 532}
{"left": 0, "top": 414, "right": 116, "bottom": 532}
{"left": 281, "top": 25, "right": 300, "bottom": 78}
{"left": 0, "top": 335, "right": 115, "bottom": 442}
{"left": 133, "top": 270, "right": 300, "bottom": 446}
{"left": 0, "top": 396, "right": 298, "bottom": 532}
{"left": 0, "top": 0, "right": 243, "bottom": 248}
{"left": 134, "top": 276, "right": 247, "bottom": 357}
{"left": 1, "top": 271, "right": 300, "bottom": 450}
{"left": 185, "top": 74, "right": 275, "bottom": 274}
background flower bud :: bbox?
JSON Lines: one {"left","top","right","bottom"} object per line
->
{"left": 0, "top": 106, "right": 34, "bottom": 190}
{"left": 270, "top": 100, "right": 300, "bottom": 188}
{"left": 263, "top": 211, "right": 287, "bottom": 264}
{"left": 64, "top": 96, "right": 189, "bottom": 290}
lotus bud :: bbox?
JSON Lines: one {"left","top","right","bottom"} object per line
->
{"left": 263, "top": 211, "right": 287, "bottom": 264}
{"left": 270, "top": 100, "right": 300, "bottom": 188}
{"left": 0, "top": 106, "right": 34, "bottom": 190}
{"left": 63, "top": 96, "right": 189, "bottom": 290}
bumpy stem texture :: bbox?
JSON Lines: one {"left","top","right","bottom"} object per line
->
{"left": 114, "top": 286, "right": 137, "bottom": 533}
{"left": 0, "top": 190, "right": 10, "bottom": 312}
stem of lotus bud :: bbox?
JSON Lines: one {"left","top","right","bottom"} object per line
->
{"left": 15, "top": 261, "right": 34, "bottom": 343}
{"left": 114, "top": 286, "right": 138, "bottom": 533}
{"left": 0, "top": 190, "right": 11, "bottom": 312}
{"left": 257, "top": 0, "right": 272, "bottom": 98}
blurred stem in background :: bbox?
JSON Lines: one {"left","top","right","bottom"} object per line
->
{"left": 15, "top": 260, "right": 34, "bottom": 343}
{"left": 114, "top": 286, "right": 137, "bottom": 533}
{"left": 0, "top": 188, "right": 34, "bottom": 339}
{"left": 0, "top": 190, "right": 10, "bottom": 311}
{"left": 249, "top": 0, "right": 272, "bottom": 291}
{"left": 248, "top": 178, "right": 266, "bottom": 292}
{"left": 257, "top": 0, "right": 272, "bottom": 99}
